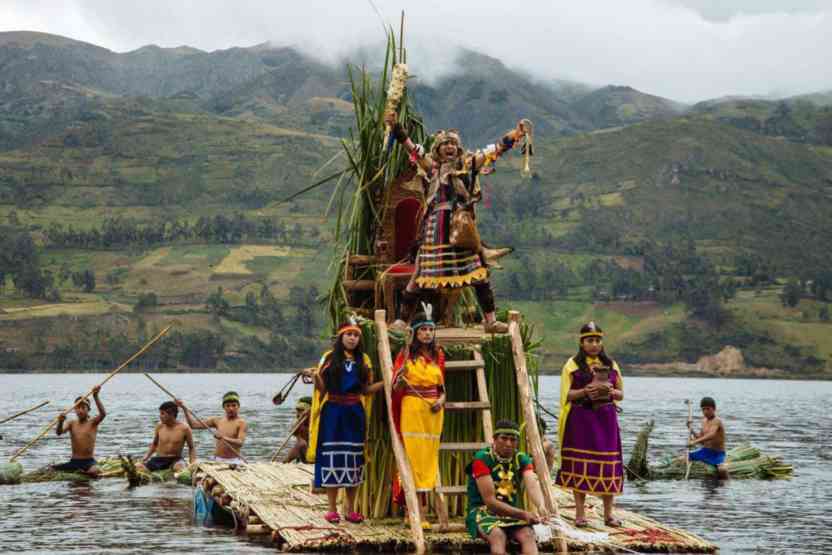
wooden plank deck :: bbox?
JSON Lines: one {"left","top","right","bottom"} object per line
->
{"left": 194, "top": 462, "right": 717, "bottom": 553}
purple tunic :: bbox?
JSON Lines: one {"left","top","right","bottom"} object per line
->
{"left": 555, "top": 368, "right": 623, "bottom": 495}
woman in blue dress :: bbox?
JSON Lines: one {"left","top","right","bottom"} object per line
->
{"left": 310, "top": 320, "right": 383, "bottom": 524}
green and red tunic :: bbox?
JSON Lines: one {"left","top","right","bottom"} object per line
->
{"left": 465, "top": 447, "right": 534, "bottom": 539}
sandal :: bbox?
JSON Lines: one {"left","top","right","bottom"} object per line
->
{"left": 574, "top": 517, "right": 589, "bottom": 528}
{"left": 605, "top": 517, "right": 622, "bottom": 528}
{"left": 345, "top": 511, "right": 365, "bottom": 524}
{"left": 324, "top": 511, "right": 341, "bottom": 524}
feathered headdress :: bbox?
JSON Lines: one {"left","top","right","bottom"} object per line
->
{"left": 410, "top": 302, "right": 435, "bottom": 330}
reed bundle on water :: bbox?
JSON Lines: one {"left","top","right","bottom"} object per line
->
{"left": 627, "top": 420, "right": 794, "bottom": 480}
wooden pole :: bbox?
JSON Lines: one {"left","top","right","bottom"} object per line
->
{"left": 142, "top": 372, "right": 248, "bottom": 463}
{"left": 0, "top": 400, "right": 50, "bottom": 426}
{"left": 10, "top": 325, "right": 173, "bottom": 463}
{"left": 684, "top": 400, "right": 693, "bottom": 480}
{"left": 507, "top": 311, "right": 568, "bottom": 554}
{"left": 374, "top": 309, "right": 426, "bottom": 555}
{"left": 270, "top": 410, "right": 309, "bottom": 462}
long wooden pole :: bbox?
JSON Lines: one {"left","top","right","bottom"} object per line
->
{"left": 507, "top": 311, "right": 568, "bottom": 554}
{"left": 270, "top": 410, "right": 309, "bottom": 462}
{"left": 375, "top": 309, "right": 426, "bottom": 555}
{"left": 684, "top": 400, "right": 693, "bottom": 480}
{"left": 0, "top": 400, "right": 50, "bottom": 426}
{"left": 142, "top": 372, "right": 248, "bottom": 463}
{"left": 10, "top": 325, "right": 173, "bottom": 463}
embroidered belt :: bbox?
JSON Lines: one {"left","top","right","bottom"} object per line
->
{"left": 328, "top": 393, "right": 362, "bottom": 405}
{"left": 405, "top": 385, "right": 442, "bottom": 399}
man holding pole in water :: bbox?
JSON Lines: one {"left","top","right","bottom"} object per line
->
{"left": 54, "top": 385, "right": 106, "bottom": 476}
{"left": 284, "top": 396, "right": 312, "bottom": 463}
{"left": 137, "top": 401, "right": 195, "bottom": 472}
{"left": 178, "top": 392, "right": 247, "bottom": 464}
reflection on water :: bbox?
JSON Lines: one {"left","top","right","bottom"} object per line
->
{"left": 1, "top": 374, "right": 831, "bottom": 554}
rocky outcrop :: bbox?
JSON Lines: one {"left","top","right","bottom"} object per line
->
{"left": 696, "top": 346, "right": 745, "bottom": 375}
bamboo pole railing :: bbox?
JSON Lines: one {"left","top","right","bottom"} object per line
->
{"left": 143, "top": 373, "right": 248, "bottom": 463}
{"left": 10, "top": 325, "right": 173, "bottom": 463}
{"left": 507, "top": 311, "right": 568, "bottom": 553}
{"left": 374, "top": 309, "right": 426, "bottom": 554}
{"left": 0, "top": 400, "right": 50, "bottom": 426}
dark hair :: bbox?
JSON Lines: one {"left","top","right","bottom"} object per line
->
{"left": 298, "top": 396, "right": 313, "bottom": 405}
{"left": 159, "top": 401, "right": 178, "bottom": 417}
{"left": 74, "top": 396, "right": 90, "bottom": 409}
{"left": 700, "top": 397, "right": 716, "bottom": 409}
{"left": 574, "top": 322, "right": 615, "bottom": 375}
{"left": 323, "top": 329, "right": 369, "bottom": 393}
{"left": 222, "top": 391, "right": 240, "bottom": 406}
{"left": 408, "top": 312, "right": 439, "bottom": 360}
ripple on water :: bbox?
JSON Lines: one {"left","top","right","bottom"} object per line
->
{"left": 2, "top": 374, "right": 832, "bottom": 553}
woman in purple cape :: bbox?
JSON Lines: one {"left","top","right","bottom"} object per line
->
{"left": 555, "top": 322, "right": 624, "bottom": 528}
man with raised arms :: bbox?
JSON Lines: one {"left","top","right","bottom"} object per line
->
{"left": 54, "top": 385, "right": 106, "bottom": 476}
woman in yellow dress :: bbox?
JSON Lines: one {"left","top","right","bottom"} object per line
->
{"left": 391, "top": 305, "right": 446, "bottom": 528}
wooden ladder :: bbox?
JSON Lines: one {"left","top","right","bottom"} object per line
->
{"left": 374, "top": 309, "right": 567, "bottom": 553}
{"left": 432, "top": 346, "right": 493, "bottom": 531}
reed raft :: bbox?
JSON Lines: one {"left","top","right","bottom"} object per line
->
{"left": 192, "top": 461, "right": 716, "bottom": 553}
{"left": 627, "top": 420, "right": 794, "bottom": 481}
{"left": 0, "top": 457, "right": 192, "bottom": 485}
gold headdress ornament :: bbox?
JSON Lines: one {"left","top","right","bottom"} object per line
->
{"left": 431, "top": 129, "right": 464, "bottom": 159}
{"left": 579, "top": 321, "right": 604, "bottom": 340}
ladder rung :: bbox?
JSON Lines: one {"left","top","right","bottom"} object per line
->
{"left": 445, "top": 360, "right": 483, "bottom": 372}
{"left": 440, "top": 442, "right": 488, "bottom": 451}
{"left": 445, "top": 401, "right": 490, "bottom": 411}
{"left": 436, "top": 485, "right": 467, "bottom": 495}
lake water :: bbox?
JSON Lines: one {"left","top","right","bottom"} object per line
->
{"left": 1, "top": 374, "right": 830, "bottom": 554}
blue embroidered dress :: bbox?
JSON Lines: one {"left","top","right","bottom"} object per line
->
{"left": 313, "top": 356, "right": 366, "bottom": 488}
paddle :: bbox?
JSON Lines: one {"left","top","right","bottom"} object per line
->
{"left": 10, "top": 325, "right": 173, "bottom": 463}
{"left": 142, "top": 373, "right": 248, "bottom": 464}
{"left": 0, "top": 401, "right": 50, "bottom": 426}
{"left": 269, "top": 409, "right": 310, "bottom": 462}
{"left": 684, "top": 399, "right": 693, "bottom": 480}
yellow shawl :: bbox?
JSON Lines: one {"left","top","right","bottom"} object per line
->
{"left": 557, "top": 356, "right": 623, "bottom": 453}
{"left": 306, "top": 350, "right": 374, "bottom": 463}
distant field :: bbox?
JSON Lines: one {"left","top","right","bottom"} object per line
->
{"left": 212, "top": 245, "right": 292, "bottom": 275}
{"left": 0, "top": 299, "right": 127, "bottom": 320}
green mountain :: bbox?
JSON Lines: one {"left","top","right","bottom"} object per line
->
{"left": 570, "top": 85, "right": 686, "bottom": 129}
{"left": 1, "top": 31, "right": 831, "bottom": 376}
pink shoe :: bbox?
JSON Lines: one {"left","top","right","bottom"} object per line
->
{"left": 345, "top": 511, "right": 365, "bottom": 524}
{"left": 324, "top": 511, "right": 340, "bottom": 524}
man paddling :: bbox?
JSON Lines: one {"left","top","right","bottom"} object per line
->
{"left": 178, "top": 391, "right": 247, "bottom": 464}
{"left": 138, "top": 401, "right": 195, "bottom": 473}
{"left": 689, "top": 396, "right": 728, "bottom": 479}
{"left": 284, "top": 396, "right": 311, "bottom": 463}
{"left": 54, "top": 385, "right": 106, "bottom": 476}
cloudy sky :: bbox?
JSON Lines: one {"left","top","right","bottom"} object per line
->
{"left": 2, "top": 0, "right": 831, "bottom": 102}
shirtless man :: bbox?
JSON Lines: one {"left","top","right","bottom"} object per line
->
{"left": 284, "top": 397, "right": 311, "bottom": 463}
{"left": 179, "top": 391, "right": 247, "bottom": 464}
{"left": 138, "top": 401, "right": 195, "bottom": 473}
{"left": 54, "top": 385, "right": 106, "bottom": 476}
{"left": 689, "top": 396, "right": 728, "bottom": 479}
